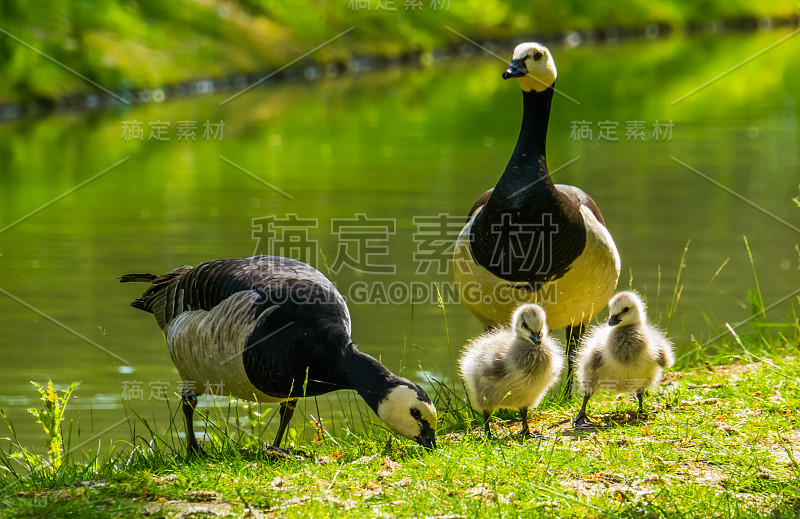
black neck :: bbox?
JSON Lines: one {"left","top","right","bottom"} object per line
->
{"left": 468, "top": 83, "right": 590, "bottom": 283}
{"left": 489, "top": 85, "right": 555, "bottom": 203}
{"left": 339, "top": 344, "right": 398, "bottom": 412}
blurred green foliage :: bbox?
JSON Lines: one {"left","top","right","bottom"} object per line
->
{"left": 0, "top": 0, "right": 793, "bottom": 105}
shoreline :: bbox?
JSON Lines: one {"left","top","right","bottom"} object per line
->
{"left": 1, "top": 13, "right": 798, "bottom": 123}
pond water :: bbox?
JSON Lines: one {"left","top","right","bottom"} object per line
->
{"left": 1, "top": 29, "right": 798, "bottom": 453}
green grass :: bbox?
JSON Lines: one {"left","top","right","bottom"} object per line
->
{"left": 1, "top": 311, "right": 799, "bottom": 518}
{"left": 1, "top": 237, "right": 798, "bottom": 518}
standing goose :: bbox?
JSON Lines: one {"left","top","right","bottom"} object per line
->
{"left": 459, "top": 304, "right": 564, "bottom": 437}
{"left": 453, "top": 42, "right": 620, "bottom": 386}
{"left": 121, "top": 255, "right": 437, "bottom": 453}
{"left": 573, "top": 291, "right": 674, "bottom": 427}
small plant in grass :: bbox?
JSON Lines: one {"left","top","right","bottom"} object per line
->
{"left": 27, "top": 380, "right": 79, "bottom": 469}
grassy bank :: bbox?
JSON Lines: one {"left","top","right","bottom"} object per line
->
{"left": 0, "top": 0, "right": 797, "bottom": 106}
{"left": 1, "top": 311, "right": 798, "bottom": 518}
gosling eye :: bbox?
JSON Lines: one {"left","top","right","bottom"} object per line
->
{"left": 621, "top": 307, "right": 630, "bottom": 314}
{"left": 410, "top": 408, "right": 422, "bottom": 420}
{"left": 532, "top": 50, "right": 543, "bottom": 61}
{"left": 521, "top": 322, "right": 530, "bottom": 330}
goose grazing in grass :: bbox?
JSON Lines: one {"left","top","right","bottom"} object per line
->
{"left": 121, "top": 255, "right": 437, "bottom": 453}
{"left": 573, "top": 291, "right": 674, "bottom": 427}
{"left": 453, "top": 42, "right": 620, "bottom": 390}
{"left": 459, "top": 304, "right": 564, "bottom": 437}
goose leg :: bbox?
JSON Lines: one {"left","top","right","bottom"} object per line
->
{"left": 181, "top": 391, "right": 203, "bottom": 456}
{"left": 573, "top": 392, "right": 596, "bottom": 428}
{"left": 273, "top": 399, "right": 298, "bottom": 448}
{"left": 564, "top": 323, "right": 586, "bottom": 397}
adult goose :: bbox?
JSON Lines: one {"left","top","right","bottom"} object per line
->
{"left": 453, "top": 42, "right": 620, "bottom": 386}
{"left": 121, "top": 255, "right": 437, "bottom": 453}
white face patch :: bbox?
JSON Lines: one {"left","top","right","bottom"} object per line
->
{"left": 609, "top": 291, "right": 645, "bottom": 326}
{"left": 376, "top": 385, "right": 437, "bottom": 441}
{"left": 511, "top": 42, "right": 557, "bottom": 93}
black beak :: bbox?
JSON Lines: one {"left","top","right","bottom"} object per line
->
{"left": 502, "top": 58, "right": 527, "bottom": 79}
{"left": 415, "top": 426, "right": 437, "bottom": 450}
{"left": 609, "top": 314, "right": 621, "bottom": 326}
{"left": 530, "top": 332, "right": 542, "bottom": 344}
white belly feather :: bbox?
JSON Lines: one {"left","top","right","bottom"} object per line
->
{"left": 585, "top": 355, "right": 663, "bottom": 394}
{"left": 454, "top": 206, "right": 621, "bottom": 330}
{"left": 165, "top": 290, "right": 289, "bottom": 403}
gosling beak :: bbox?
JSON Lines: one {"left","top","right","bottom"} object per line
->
{"left": 608, "top": 314, "right": 622, "bottom": 326}
{"left": 415, "top": 425, "right": 437, "bottom": 450}
{"left": 502, "top": 58, "right": 527, "bottom": 79}
{"left": 530, "top": 332, "right": 542, "bottom": 344}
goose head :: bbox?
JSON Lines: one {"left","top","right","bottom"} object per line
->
{"left": 376, "top": 382, "right": 437, "bottom": 449}
{"left": 502, "top": 42, "right": 557, "bottom": 93}
{"left": 512, "top": 304, "right": 548, "bottom": 345}
{"left": 607, "top": 291, "right": 645, "bottom": 327}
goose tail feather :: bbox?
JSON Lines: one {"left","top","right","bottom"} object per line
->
{"left": 120, "top": 265, "right": 194, "bottom": 314}
{"left": 119, "top": 273, "right": 157, "bottom": 283}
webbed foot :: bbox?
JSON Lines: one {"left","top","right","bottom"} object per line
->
{"left": 573, "top": 412, "right": 597, "bottom": 428}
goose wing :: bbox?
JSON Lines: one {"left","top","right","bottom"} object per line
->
{"left": 123, "top": 256, "right": 354, "bottom": 400}
{"left": 555, "top": 184, "right": 606, "bottom": 225}
{"left": 124, "top": 256, "right": 351, "bottom": 335}
{"left": 467, "top": 188, "right": 494, "bottom": 219}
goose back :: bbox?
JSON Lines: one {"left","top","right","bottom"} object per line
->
{"left": 130, "top": 256, "right": 354, "bottom": 402}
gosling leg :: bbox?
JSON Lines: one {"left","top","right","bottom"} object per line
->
{"left": 573, "top": 392, "right": 596, "bottom": 428}
{"left": 519, "top": 407, "right": 529, "bottom": 436}
{"left": 483, "top": 410, "right": 492, "bottom": 438}
{"left": 519, "top": 406, "right": 545, "bottom": 439}
{"left": 636, "top": 389, "right": 648, "bottom": 417}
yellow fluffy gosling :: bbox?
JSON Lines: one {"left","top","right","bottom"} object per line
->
{"left": 573, "top": 291, "right": 674, "bottom": 427}
{"left": 459, "top": 304, "right": 564, "bottom": 437}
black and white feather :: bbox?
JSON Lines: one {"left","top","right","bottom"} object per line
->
{"left": 122, "top": 255, "right": 437, "bottom": 452}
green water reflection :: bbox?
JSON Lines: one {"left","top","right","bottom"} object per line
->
{"left": 1, "top": 31, "right": 798, "bottom": 450}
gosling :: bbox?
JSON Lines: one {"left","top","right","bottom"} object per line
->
{"left": 459, "top": 304, "right": 565, "bottom": 437}
{"left": 573, "top": 291, "right": 674, "bottom": 427}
